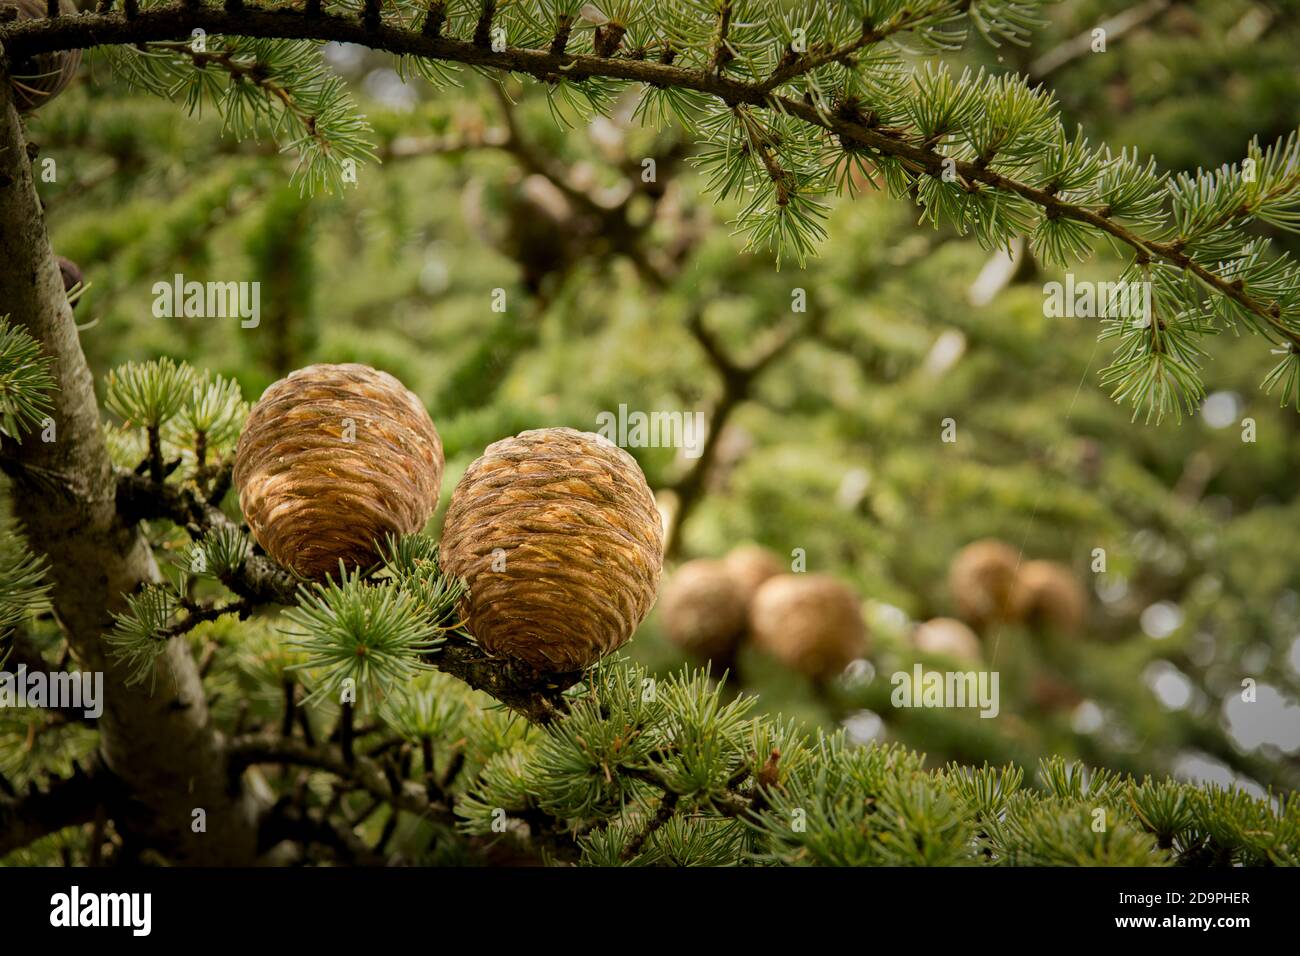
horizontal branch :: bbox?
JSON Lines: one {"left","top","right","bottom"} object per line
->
{"left": 2, "top": 628, "right": 96, "bottom": 724}
{"left": 228, "top": 732, "right": 453, "bottom": 821}
{"left": 259, "top": 799, "right": 389, "bottom": 865}
{"left": 757, "top": 4, "right": 940, "bottom": 93}
{"left": 163, "top": 595, "right": 255, "bottom": 638}
{"left": 0, "top": 754, "right": 114, "bottom": 858}
{"left": 426, "top": 638, "right": 578, "bottom": 725}
{"left": 3, "top": 4, "right": 1289, "bottom": 345}
{"left": 1028, "top": 0, "right": 1172, "bottom": 80}
{"left": 114, "top": 468, "right": 577, "bottom": 723}
{"left": 115, "top": 468, "right": 300, "bottom": 604}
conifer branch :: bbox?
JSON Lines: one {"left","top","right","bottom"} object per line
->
{"left": 261, "top": 799, "right": 389, "bottom": 865}
{"left": 0, "top": 755, "right": 114, "bottom": 857}
{"left": 620, "top": 789, "right": 678, "bottom": 859}
{"left": 758, "top": 3, "right": 933, "bottom": 94}
{"left": 422, "top": 0, "right": 444, "bottom": 37}
{"left": 1028, "top": 0, "right": 1172, "bottom": 80}
{"left": 473, "top": 0, "right": 496, "bottom": 47}
{"left": 228, "top": 732, "right": 457, "bottom": 822}
{"left": 162, "top": 594, "right": 256, "bottom": 637}
{"left": 668, "top": 300, "right": 820, "bottom": 551}
{"left": 113, "top": 469, "right": 580, "bottom": 723}
{"left": 4, "top": 4, "right": 1295, "bottom": 414}
{"left": 115, "top": 469, "right": 300, "bottom": 604}
{"left": 705, "top": 0, "right": 733, "bottom": 76}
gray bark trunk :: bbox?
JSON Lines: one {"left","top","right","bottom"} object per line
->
{"left": 0, "top": 77, "right": 261, "bottom": 863}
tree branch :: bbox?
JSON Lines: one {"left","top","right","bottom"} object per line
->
{"left": 1028, "top": 0, "right": 1174, "bottom": 80}
{"left": 757, "top": 5, "right": 934, "bottom": 93}
{"left": 259, "top": 798, "right": 389, "bottom": 865}
{"left": 3, "top": 5, "right": 1287, "bottom": 343}
{"left": 706, "top": 0, "right": 733, "bottom": 76}
{"left": 668, "top": 303, "right": 820, "bottom": 554}
{"left": 0, "top": 755, "right": 114, "bottom": 858}
{"left": 115, "top": 468, "right": 580, "bottom": 724}
{"left": 620, "top": 789, "right": 677, "bottom": 860}
{"left": 228, "top": 732, "right": 456, "bottom": 822}
{"left": 2, "top": 627, "right": 95, "bottom": 724}
{"left": 0, "top": 63, "right": 264, "bottom": 864}
{"left": 116, "top": 468, "right": 300, "bottom": 604}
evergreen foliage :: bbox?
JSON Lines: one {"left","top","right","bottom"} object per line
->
{"left": 1, "top": 0, "right": 1297, "bottom": 867}
{"left": 8, "top": 0, "right": 1294, "bottom": 417}
{"left": 0, "top": 317, "right": 56, "bottom": 440}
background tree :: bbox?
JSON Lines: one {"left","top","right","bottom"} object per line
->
{"left": 0, "top": 0, "right": 1298, "bottom": 866}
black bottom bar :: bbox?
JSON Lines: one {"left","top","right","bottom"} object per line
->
{"left": 0, "top": 865, "right": 1293, "bottom": 942}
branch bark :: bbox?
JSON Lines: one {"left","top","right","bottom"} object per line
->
{"left": 668, "top": 305, "right": 820, "bottom": 554}
{"left": 0, "top": 74, "right": 262, "bottom": 863}
{"left": 0, "top": 754, "right": 112, "bottom": 857}
{"left": 228, "top": 732, "right": 456, "bottom": 822}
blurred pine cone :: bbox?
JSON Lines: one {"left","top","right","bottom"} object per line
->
{"left": 4, "top": 0, "right": 81, "bottom": 113}
{"left": 1011, "top": 560, "right": 1087, "bottom": 636}
{"left": 749, "top": 573, "right": 867, "bottom": 680}
{"left": 723, "top": 544, "right": 784, "bottom": 606}
{"left": 56, "top": 255, "right": 83, "bottom": 309}
{"left": 439, "top": 427, "right": 663, "bottom": 673}
{"left": 912, "top": 617, "right": 982, "bottom": 663}
{"left": 948, "top": 539, "right": 1019, "bottom": 630}
{"left": 233, "top": 363, "right": 443, "bottom": 579}
{"left": 660, "top": 559, "right": 747, "bottom": 664}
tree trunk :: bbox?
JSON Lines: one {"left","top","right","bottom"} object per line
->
{"left": 0, "top": 78, "right": 261, "bottom": 863}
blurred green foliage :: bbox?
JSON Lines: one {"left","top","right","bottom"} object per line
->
{"left": 6, "top": 0, "right": 1298, "bottom": 837}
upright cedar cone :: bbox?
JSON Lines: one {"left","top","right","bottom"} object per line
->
{"left": 233, "top": 364, "right": 444, "bottom": 579}
{"left": 723, "top": 544, "right": 784, "bottom": 606}
{"left": 948, "top": 539, "right": 1019, "bottom": 630}
{"left": 913, "top": 617, "right": 982, "bottom": 663}
{"left": 4, "top": 0, "right": 81, "bottom": 113}
{"left": 439, "top": 427, "right": 664, "bottom": 673}
{"left": 748, "top": 574, "right": 867, "bottom": 680}
{"left": 659, "top": 559, "right": 747, "bottom": 664}
{"left": 1011, "top": 560, "right": 1087, "bottom": 635}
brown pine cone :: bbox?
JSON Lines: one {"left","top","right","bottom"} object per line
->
{"left": 56, "top": 255, "right": 83, "bottom": 309}
{"left": 659, "top": 559, "right": 747, "bottom": 664}
{"left": 439, "top": 427, "right": 664, "bottom": 673}
{"left": 233, "top": 363, "right": 443, "bottom": 579}
{"left": 748, "top": 573, "right": 868, "bottom": 680}
{"left": 723, "top": 544, "right": 784, "bottom": 606}
{"left": 1011, "top": 560, "right": 1087, "bottom": 635}
{"left": 948, "top": 539, "right": 1020, "bottom": 630}
{"left": 4, "top": 0, "right": 82, "bottom": 113}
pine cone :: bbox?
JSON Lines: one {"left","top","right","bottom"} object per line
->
{"left": 233, "top": 363, "right": 443, "bottom": 579}
{"left": 56, "top": 255, "right": 83, "bottom": 310}
{"left": 659, "top": 559, "right": 747, "bottom": 664}
{"left": 749, "top": 574, "right": 867, "bottom": 680}
{"left": 723, "top": 544, "right": 784, "bottom": 606}
{"left": 948, "top": 539, "right": 1019, "bottom": 630}
{"left": 1011, "top": 560, "right": 1086, "bottom": 635}
{"left": 439, "top": 427, "right": 664, "bottom": 673}
{"left": 4, "top": 0, "right": 81, "bottom": 113}
{"left": 913, "top": 617, "right": 982, "bottom": 662}
{"left": 1031, "top": 672, "right": 1084, "bottom": 713}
